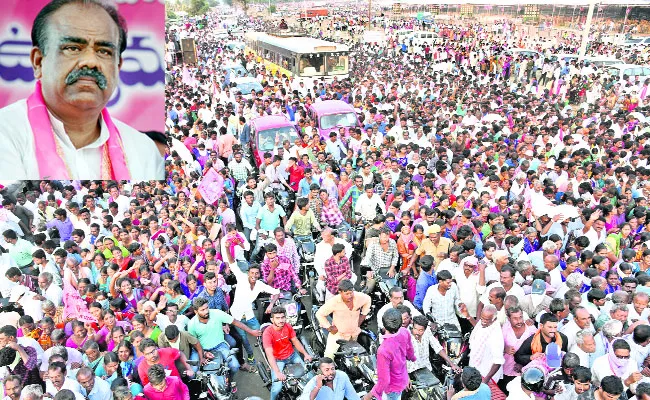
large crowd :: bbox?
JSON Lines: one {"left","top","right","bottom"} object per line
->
{"left": 0, "top": 6, "right": 649, "bottom": 400}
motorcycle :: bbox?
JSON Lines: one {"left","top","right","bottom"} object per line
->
{"left": 275, "top": 188, "right": 296, "bottom": 214}
{"left": 333, "top": 338, "right": 378, "bottom": 394}
{"left": 361, "top": 272, "right": 399, "bottom": 323}
{"left": 350, "top": 213, "right": 367, "bottom": 254}
{"left": 256, "top": 291, "right": 309, "bottom": 334}
{"left": 427, "top": 315, "right": 470, "bottom": 389}
{"left": 250, "top": 229, "right": 274, "bottom": 264}
{"left": 406, "top": 367, "right": 447, "bottom": 400}
{"left": 256, "top": 323, "right": 318, "bottom": 400}
{"left": 293, "top": 234, "right": 317, "bottom": 284}
{"left": 308, "top": 305, "right": 378, "bottom": 392}
{"left": 187, "top": 349, "right": 238, "bottom": 400}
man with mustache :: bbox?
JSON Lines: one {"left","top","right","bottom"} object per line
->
{"left": 301, "top": 357, "right": 360, "bottom": 400}
{"left": 0, "top": 0, "right": 164, "bottom": 180}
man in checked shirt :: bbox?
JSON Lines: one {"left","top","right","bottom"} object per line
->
{"left": 260, "top": 243, "right": 306, "bottom": 294}
{"left": 324, "top": 244, "right": 352, "bottom": 301}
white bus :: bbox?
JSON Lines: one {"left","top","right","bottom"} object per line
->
{"left": 245, "top": 31, "right": 350, "bottom": 81}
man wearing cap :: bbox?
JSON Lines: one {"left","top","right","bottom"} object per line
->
{"left": 520, "top": 279, "right": 554, "bottom": 319}
{"left": 410, "top": 224, "right": 452, "bottom": 270}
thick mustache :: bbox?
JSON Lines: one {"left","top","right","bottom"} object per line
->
{"left": 65, "top": 68, "right": 108, "bottom": 90}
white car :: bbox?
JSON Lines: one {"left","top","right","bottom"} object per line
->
{"left": 509, "top": 48, "right": 541, "bottom": 59}
{"left": 604, "top": 63, "right": 650, "bottom": 82}
{"left": 231, "top": 77, "right": 263, "bottom": 98}
{"left": 621, "top": 37, "right": 650, "bottom": 47}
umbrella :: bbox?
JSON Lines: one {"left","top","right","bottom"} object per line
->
{"left": 171, "top": 138, "right": 194, "bottom": 165}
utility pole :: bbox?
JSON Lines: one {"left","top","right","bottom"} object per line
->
{"left": 578, "top": 0, "right": 595, "bottom": 58}
{"left": 367, "top": 0, "right": 372, "bottom": 29}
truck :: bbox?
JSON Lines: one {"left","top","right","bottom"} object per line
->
{"left": 299, "top": 8, "right": 328, "bottom": 18}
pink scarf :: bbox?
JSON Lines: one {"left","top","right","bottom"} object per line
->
{"left": 607, "top": 350, "right": 629, "bottom": 376}
{"left": 27, "top": 80, "right": 130, "bottom": 179}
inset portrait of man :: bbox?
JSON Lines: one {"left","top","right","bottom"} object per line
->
{"left": 0, "top": 0, "right": 165, "bottom": 180}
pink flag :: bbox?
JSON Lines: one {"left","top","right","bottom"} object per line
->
{"left": 62, "top": 285, "right": 97, "bottom": 323}
{"left": 197, "top": 168, "right": 224, "bottom": 205}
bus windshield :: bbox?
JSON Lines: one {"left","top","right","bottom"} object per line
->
{"left": 258, "top": 127, "right": 298, "bottom": 151}
{"left": 320, "top": 112, "right": 357, "bottom": 130}
{"left": 326, "top": 55, "right": 349, "bottom": 75}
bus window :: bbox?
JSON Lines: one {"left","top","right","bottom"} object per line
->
{"left": 326, "top": 54, "right": 349, "bottom": 74}
{"left": 300, "top": 54, "right": 324, "bottom": 75}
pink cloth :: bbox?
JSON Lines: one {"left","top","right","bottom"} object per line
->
{"left": 27, "top": 80, "right": 130, "bottom": 179}
{"left": 143, "top": 376, "right": 190, "bottom": 400}
{"left": 502, "top": 321, "right": 536, "bottom": 376}
{"left": 217, "top": 133, "right": 237, "bottom": 159}
{"left": 371, "top": 327, "right": 416, "bottom": 399}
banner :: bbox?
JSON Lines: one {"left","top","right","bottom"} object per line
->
{"left": 197, "top": 168, "right": 224, "bottom": 205}
{"left": 63, "top": 284, "right": 97, "bottom": 324}
{"left": 0, "top": 0, "right": 165, "bottom": 132}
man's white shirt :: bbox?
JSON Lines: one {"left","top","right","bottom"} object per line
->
{"left": 0, "top": 99, "right": 165, "bottom": 179}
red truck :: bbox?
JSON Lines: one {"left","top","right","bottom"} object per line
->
{"left": 299, "top": 8, "right": 329, "bottom": 18}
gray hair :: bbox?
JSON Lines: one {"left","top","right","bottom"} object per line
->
{"left": 602, "top": 319, "right": 624, "bottom": 338}
{"left": 541, "top": 240, "right": 557, "bottom": 251}
{"left": 566, "top": 273, "right": 584, "bottom": 290}
{"left": 50, "top": 329, "right": 66, "bottom": 342}
{"left": 610, "top": 304, "right": 629, "bottom": 314}
{"left": 20, "top": 384, "right": 43, "bottom": 400}
{"left": 50, "top": 346, "right": 69, "bottom": 362}
{"left": 515, "top": 260, "right": 532, "bottom": 273}
{"left": 112, "top": 387, "right": 132, "bottom": 400}
{"left": 41, "top": 300, "right": 55, "bottom": 311}
{"left": 39, "top": 272, "right": 53, "bottom": 284}
{"left": 482, "top": 304, "right": 497, "bottom": 315}
{"left": 611, "top": 291, "right": 629, "bottom": 305}
{"left": 575, "top": 329, "right": 594, "bottom": 346}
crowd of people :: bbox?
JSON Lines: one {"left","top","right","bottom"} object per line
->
{"left": 0, "top": 5, "right": 650, "bottom": 400}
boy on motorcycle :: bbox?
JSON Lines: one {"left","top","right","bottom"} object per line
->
{"left": 262, "top": 306, "right": 314, "bottom": 400}
{"left": 286, "top": 198, "right": 321, "bottom": 241}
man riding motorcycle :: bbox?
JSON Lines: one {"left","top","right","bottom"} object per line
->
{"left": 262, "top": 306, "right": 314, "bottom": 400}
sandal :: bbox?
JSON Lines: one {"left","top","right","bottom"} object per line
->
{"left": 240, "top": 363, "right": 258, "bottom": 373}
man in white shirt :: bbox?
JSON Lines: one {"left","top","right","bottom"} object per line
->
{"left": 0, "top": 0, "right": 164, "bottom": 180}
{"left": 468, "top": 305, "right": 505, "bottom": 386}
{"left": 107, "top": 185, "right": 130, "bottom": 220}
{"left": 225, "top": 262, "right": 280, "bottom": 322}
{"left": 355, "top": 184, "right": 386, "bottom": 222}
{"left": 376, "top": 286, "right": 421, "bottom": 332}
{"left": 569, "top": 330, "right": 597, "bottom": 368}
{"left": 36, "top": 272, "right": 63, "bottom": 307}
{"left": 46, "top": 361, "right": 85, "bottom": 400}
{"left": 155, "top": 302, "right": 189, "bottom": 332}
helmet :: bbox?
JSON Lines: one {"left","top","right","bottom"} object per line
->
{"left": 521, "top": 367, "right": 545, "bottom": 393}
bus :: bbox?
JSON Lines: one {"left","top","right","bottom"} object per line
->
{"left": 299, "top": 8, "right": 329, "bottom": 18}
{"left": 245, "top": 31, "right": 350, "bottom": 82}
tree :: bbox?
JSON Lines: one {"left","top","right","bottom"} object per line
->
{"left": 166, "top": 10, "right": 178, "bottom": 19}
{"left": 188, "top": 0, "right": 209, "bottom": 16}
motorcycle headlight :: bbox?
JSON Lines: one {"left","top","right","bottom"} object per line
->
{"left": 446, "top": 338, "right": 462, "bottom": 360}
{"left": 304, "top": 253, "right": 314, "bottom": 261}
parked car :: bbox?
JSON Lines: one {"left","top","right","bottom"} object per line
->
{"left": 604, "top": 63, "right": 650, "bottom": 82}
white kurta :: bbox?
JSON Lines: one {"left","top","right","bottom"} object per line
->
{"left": 0, "top": 99, "right": 165, "bottom": 180}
